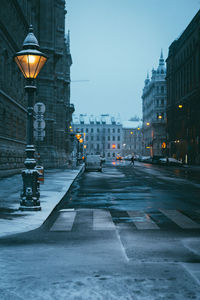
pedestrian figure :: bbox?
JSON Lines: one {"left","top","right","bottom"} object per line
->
{"left": 130, "top": 155, "right": 134, "bottom": 166}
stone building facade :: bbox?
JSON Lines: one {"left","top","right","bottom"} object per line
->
{"left": 142, "top": 51, "right": 167, "bottom": 157}
{"left": 122, "top": 121, "right": 143, "bottom": 157}
{"left": 72, "top": 114, "right": 123, "bottom": 160}
{"left": 166, "top": 10, "right": 200, "bottom": 164}
{"left": 0, "top": 0, "right": 73, "bottom": 177}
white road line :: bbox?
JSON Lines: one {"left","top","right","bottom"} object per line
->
{"left": 128, "top": 211, "right": 160, "bottom": 230}
{"left": 93, "top": 209, "right": 115, "bottom": 230}
{"left": 50, "top": 211, "right": 76, "bottom": 231}
{"left": 160, "top": 210, "right": 200, "bottom": 229}
{"left": 59, "top": 208, "right": 75, "bottom": 212}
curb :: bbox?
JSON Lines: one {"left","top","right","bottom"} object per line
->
{"left": 43, "top": 163, "right": 85, "bottom": 223}
{"left": 0, "top": 164, "right": 85, "bottom": 238}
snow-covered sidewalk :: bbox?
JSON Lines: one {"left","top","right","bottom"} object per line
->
{"left": 0, "top": 165, "right": 84, "bottom": 238}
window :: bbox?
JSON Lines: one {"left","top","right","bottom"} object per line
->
{"left": 117, "top": 144, "right": 120, "bottom": 149}
{"left": 107, "top": 143, "right": 110, "bottom": 149}
{"left": 107, "top": 152, "right": 110, "bottom": 157}
{"left": 91, "top": 136, "right": 94, "bottom": 141}
{"left": 112, "top": 136, "right": 115, "bottom": 141}
{"left": 86, "top": 128, "right": 88, "bottom": 133}
{"left": 112, "top": 128, "right": 115, "bottom": 133}
{"left": 91, "top": 128, "right": 93, "bottom": 133}
{"left": 86, "top": 136, "right": 88, "bottom": 141}
{"left": 117, "top": 136, "right": 120, "bottom": 141}
{"left": 81, "top": 128, "right": 83, "bottom": 133}
{"left": 108, "top": 136, "right": 110, "bottom": 141}
{"left": 108, "top": 128, "right": 110, "bottom": 133}
{"left": 97, "top": 128, "right": 100, "bottom": 133}
{"left": 112, "top": 153, "right": 115, "bottom": 157}
{"left": 117, "top": 128, "right": 120, "bottom": 133}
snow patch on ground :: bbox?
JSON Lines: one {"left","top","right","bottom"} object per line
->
{"left": 0, "top": 167, "right": 83, "bottom": 238}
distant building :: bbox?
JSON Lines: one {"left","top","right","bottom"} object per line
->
{"left": 142, "top": 51, "right": 167, "bottom": 156}
{"left": 122, "top": 121, "right": 143, "bottom": 157}
{"left": 0, "top": 0, "right": 74, "bottom": 177}
{"left": 72, "top": 114, "right": 123, "bottom": 160}
{"left": 166, "top": 10, "right": 200, "bottom": 164}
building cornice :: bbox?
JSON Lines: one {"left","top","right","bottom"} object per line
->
{"left": 0, "top": 89, "right": 26, "bottom": 113}
{"left": 0, "top": 135, "right": 26, "bottom": 145}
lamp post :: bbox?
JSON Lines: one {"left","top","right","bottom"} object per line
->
{"left": 75, "top": 133, "right": 82, "bottom": 165}
{"left": 14, "top": 25, "right": 48, "bottom": 210}
{"left": 79, "top": 138, "right": 84, "bottom": 161}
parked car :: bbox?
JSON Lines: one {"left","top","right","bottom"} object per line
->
{"left": 85, "top": 155, "right": 102, "bottom": 172}
{"left": 134, "top": 154, "right": 140, "bottom": 161}
{"left": 152, "top": 155, "right": 165, "bottom": 164}
{"left": 124, "top": 154, "right": 132, "bottom": 161}
{"left": 100, "top": 156, "right": 106, "bottom": 163}
{"left": 139, "top": 156, "right": 152, "bottom": 163}
{"left": 158, "top": 157, "right": 183, "bottom": 166}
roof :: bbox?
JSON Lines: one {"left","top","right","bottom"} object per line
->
{"left": 72, "top": 114, "right": 121, "bottom": 125}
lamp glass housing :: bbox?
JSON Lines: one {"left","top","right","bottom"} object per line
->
{"left": 14, "top": 51, "right": 47, "bottom": 79}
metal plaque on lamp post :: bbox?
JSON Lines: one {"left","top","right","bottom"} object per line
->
{"left": 34, "top": 102, "right": 45, "bottom": 114}
{"left": 34, "top": 102, "right": 46, "bottom": 142}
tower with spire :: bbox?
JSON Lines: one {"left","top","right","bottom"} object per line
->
{"left": 142, "top": 50, "right": 167, "bottom": 156}
{"left": 157, "top": 49, "right": 166, "bottom": 75}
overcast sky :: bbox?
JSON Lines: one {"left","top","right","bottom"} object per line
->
{"left": 65, "top": 0, "right": 200, "bottom": 121}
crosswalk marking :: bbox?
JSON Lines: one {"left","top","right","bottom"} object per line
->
{"left": 50, "top": 211, "right": 76, "bottom": 231}
{"left": 49, "top": 209, "right": 200, "bottom": 232}
{"left": 160, "top": 209, "right": 200, "bottom": 229}
{"left": 93, "top": 209, "right": 115, "bottom": 230}
{"left": 127, "top": 211, "right": 160, "bottom": 230}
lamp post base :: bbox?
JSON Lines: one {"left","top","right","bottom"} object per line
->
{"left": 20, "top": 167, "right": 40, "bottom": 211}
{"left": 19, "top": 205, "right": 41, "bottom": 211}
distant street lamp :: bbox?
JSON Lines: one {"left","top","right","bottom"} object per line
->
{"left": 14, "top": 25, "right": 47, "bottom": 210}
{"left": 75, "top": 132, "right": 82, "bottom": 165}
{"left": 75, "top": 133, "right": 81, "bottom": 140}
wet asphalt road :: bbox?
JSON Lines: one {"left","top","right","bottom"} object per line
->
{"left": 54, "top": 160, "right": 200, "bottom": 230}
{"left": 1, "top": 161, "right": 200, "bottom": 299}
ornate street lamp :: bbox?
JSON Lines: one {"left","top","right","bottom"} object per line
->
{"left": 14, "top": 25, "right": 48, "bottom": 210}
{"left": 75, "top": 133, "right": 82, "bottom": 165}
